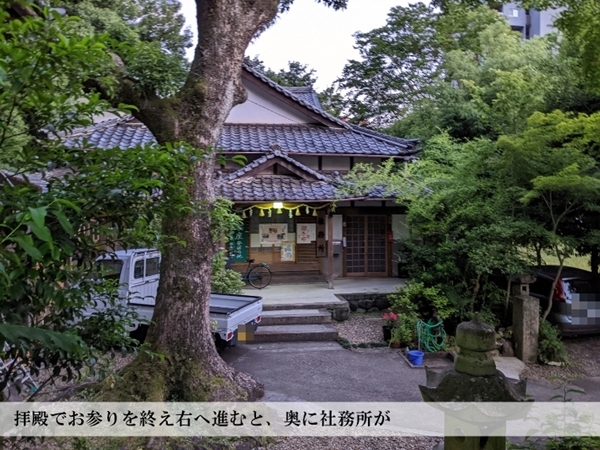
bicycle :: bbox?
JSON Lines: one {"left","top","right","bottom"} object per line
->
{"left": 241, "top": 259, "right": 272, "bottom": 289}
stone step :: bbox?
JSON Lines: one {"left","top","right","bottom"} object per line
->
{"left": 260, "top": 309, "right": 332, "bottom": 326}
{"left": 254, "top": 324, "right": 338, "bottom": 343}
{"left": 263, "top": 301, "right": 348, "bottom": 312}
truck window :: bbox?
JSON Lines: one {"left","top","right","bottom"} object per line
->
{"left": 146, "top": 257, "right": 160, "bottom": 277}
{"left": 134, "top": 260, "right": 144, "bottom": 279}
{"left": 92, "top": 260, "right": 123, "bottom": 281}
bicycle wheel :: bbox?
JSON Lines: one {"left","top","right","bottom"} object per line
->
{"left": 248, "top": 265, "right": 271, "bottom": 289}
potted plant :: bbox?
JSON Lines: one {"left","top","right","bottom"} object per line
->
{"left": 382, "top": 311, "right": 398, "bottom": 342}
{"left": 389, "top": 327, "right": 403, "bottom": 348}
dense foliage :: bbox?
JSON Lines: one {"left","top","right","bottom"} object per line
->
{"left": 340, "top": 3, "right": 600, "bottom": 352}
{"left": 0, "top": 4, "right": 199, "bottom": 399}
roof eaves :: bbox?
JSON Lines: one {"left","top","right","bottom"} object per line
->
{"left": 348, "top": 124, "right": 420, "bottom": 152}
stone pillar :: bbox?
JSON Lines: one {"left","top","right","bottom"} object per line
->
{"left": 511, "top": 274, "right": 539, "bottom": 364}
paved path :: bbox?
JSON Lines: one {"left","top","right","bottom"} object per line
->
{"left": 222, "top": 342, "right": 600, "bottom": 402}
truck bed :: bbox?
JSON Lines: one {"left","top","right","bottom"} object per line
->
{"left": 209, "top": 293, "right": 262, "bottom": 316}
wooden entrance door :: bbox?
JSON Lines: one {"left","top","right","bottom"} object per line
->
{"left": 345, "top": 215, "right": 387, "bottom": 276}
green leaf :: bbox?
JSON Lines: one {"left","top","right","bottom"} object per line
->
{"left": 0, "top": 323, "right": 86, "bottom": 357}
{"left": 52, "top": 210, "right": 74, "bottom": 236}
{"left": 10, "top": 235, "right": 43, "bottom": 260}
{"left": 26, "top": 220, "right": 53, "bottom": 243}
{"left": 28, "top": 206, "right": 47, "bottom": 228}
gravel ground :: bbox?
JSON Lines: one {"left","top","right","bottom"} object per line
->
{"left": 522, "top": 335, "right": 600, "bottom": 383}
{"left": 336, "top": 313, "right": 600, "bottom": 387}
{"left": 334, "top": 312, "right": 386, "bottom": 345}
{"left": 261, "top": 436, "right": 441, "bottom": 450}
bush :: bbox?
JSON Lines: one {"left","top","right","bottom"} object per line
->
{"left": 211, "top": 251, "right": 244, "bottom": 294}
{"left": 391, "top": 281, "right": 457, "bottom": 320}
{"left": 388, "top": 283, "right": 422, "bottom": 346}
{"left": 538, "top": 320, "right": 568, "bottom": 364}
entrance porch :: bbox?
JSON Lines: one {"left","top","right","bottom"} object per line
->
{"left": 243, "top": 277, "right": 404, "bottom": 309}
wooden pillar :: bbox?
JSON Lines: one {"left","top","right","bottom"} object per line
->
{"left": 327, "top": 210, "right": 334, "bottom": 289}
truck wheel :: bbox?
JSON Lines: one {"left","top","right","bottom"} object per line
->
{"left": 129, "top": 325, "right": 148, "bottom": 344}
{"left": 214, "top": 334, "right": 227, "bottom": 351}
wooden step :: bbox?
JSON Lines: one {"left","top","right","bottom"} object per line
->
{"left": 270, "top": 272, "right": 326, "bottom": 285}
{"left": 254, "top": 324, "right": 338, "bottom": 343}
{"left": 260, "top": 309, "right": 332, "bottom": 326}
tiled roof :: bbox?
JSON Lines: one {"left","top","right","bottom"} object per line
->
{"left": 223, "top": 147, "right": 331, "bottom": 182}
{"left": 348, "top": 124, "right": 420, "bottom": 149}
{"left": 219, "top": 124, "right": 417, "bottom": 156}
{"left": 65, "top": 119, "right": 418, "bottom": 158}
{"left": 63, "top": 117, "right": 156, "bottom": 149}
{"left": 217, "top": 150, "right": 395, "bottom": 202}
{"left": 217, "top": 175, "right": 338, "bottom": 202}
{"left": 285, "top": 86, "right": 323, "bottom": 109}
{"left": 61, "top": 67, "right": 419, "bottom": 158}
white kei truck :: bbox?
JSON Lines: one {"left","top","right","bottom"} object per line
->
{"left": 90, "top": 248, "right": 262, "bottom": 348}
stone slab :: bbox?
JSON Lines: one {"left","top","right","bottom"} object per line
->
{"left": 260, "top": 309, "right": 331, "bottom": 325}
{"left": 494, "top": 356, "right": 526, "bottom": 380}
{"left": 254, "top": 324, "right": 338, "bottom": 343}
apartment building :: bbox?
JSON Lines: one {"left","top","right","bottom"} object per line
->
{"left": 496, "top": 3, "right": 564, "bottom": 39}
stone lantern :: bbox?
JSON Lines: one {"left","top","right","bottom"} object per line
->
{"left": 419, "top": 314, "right": 531, "bottom": 450}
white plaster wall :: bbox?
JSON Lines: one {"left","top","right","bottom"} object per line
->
{"left": 226, "top": 80, "right": 316, "bottom": 124}
{"left": 332, "top": 215, "right": 343, "bottom": 240}
{"left": 323, "top": 214, "right": 343, "bottom": 241}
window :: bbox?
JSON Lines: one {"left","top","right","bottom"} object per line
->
{"left": 511, "top": 9, "right": 519, "bottom": 18}
{"left": 133, "top": 260, "right": 144, "bottom": 279}
{"left": 145, "top": 257, "right": 160, "bottom": 277}
{"left": 89, "top": 260, "right": 123, "bottom": 281}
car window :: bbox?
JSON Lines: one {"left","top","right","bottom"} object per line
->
{"left": 146, "top": 257, "right": 160, "bottom": 277}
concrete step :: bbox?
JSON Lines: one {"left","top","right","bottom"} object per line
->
{"left": 260, "top": 309, "right": 332, "bottom": 326}
{"left": 254, "top": 324, "right": 338, "bottom": 343}
{"left": 263, "top": 301, "right": 347, "bottom": 312}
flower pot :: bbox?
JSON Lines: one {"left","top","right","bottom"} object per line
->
{"left": 390, "top": 341, "right": 401, "bottom": 348}
{"left": 382, "top": 326, "right": 392, "bottom": 342}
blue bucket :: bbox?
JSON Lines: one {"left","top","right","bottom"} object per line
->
{"left": 407, "top": 350, "right": 424, "bottom": 366}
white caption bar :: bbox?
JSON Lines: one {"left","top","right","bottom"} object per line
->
{"left": 2, "top": 402, "right": 600, "bottom": 437}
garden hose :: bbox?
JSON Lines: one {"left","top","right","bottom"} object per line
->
{"left": 417, "top": 318, "right": 447, "bottom": 353}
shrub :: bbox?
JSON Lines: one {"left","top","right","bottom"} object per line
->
{"left": 391, "top": 281, "right": 458, "bottom": 320}
{"left": 211, "top": 251, "right": 244, "bottom": 294}
{"left": 388, "top": 283, "right": 422, "bottom": 345}
{"left": 538, "top": 320, "right": 568, "bottom": 364}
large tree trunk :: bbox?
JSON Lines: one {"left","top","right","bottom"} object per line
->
{"left": 96, "top": 0, "right": 278, "bottom": 402}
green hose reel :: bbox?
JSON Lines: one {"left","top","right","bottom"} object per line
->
{"left": 416, "top": 318, "right": 447, "bottom": 353}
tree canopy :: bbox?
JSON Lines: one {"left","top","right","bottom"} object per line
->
{"left": 0, "top": 3, "right": 199, "bottom": 400}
